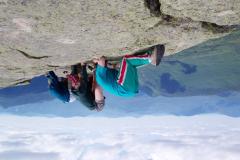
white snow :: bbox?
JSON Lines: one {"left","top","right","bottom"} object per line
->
{"left": 0, "top": 115, "right": 239, "bottom": 160}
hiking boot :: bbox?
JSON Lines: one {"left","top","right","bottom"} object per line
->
{"left": 150, "top": 44, "right": 165, "bottom": 66}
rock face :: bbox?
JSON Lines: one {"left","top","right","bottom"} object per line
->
{"left": 0, "top": 0, "right": 239, "bottom": 87}
{"left": 160, "top": 0, "right": 240, "bottom": 25}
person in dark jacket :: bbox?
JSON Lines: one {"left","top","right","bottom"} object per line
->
{"left": 46, "top": 65, "right": 105, "bottom": 111}
{"left": 68, "top": 64, "right": 105, "bottom": 111}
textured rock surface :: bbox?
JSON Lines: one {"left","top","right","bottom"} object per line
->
{"left": 0, "top": 0, "right": 239, "bottom": 87}
{"left": 160, "top": 0, "right": 240, "bottom": 25}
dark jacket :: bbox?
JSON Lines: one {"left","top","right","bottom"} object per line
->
{"left": 71, "top": 65, "right": 96, "bottom": 110}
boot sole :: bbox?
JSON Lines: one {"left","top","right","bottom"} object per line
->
{"left": 155, "top": 44, "right": 165, "bottom": 66}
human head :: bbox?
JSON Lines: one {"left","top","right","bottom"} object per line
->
{"left": 94, "top": 84, "right": 105, "bottom": 111}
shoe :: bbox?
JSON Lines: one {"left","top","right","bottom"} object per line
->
{"left": 151, "top": 44, "right": 165, "bottom": 66}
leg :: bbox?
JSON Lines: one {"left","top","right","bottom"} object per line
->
{"left": 46, "top": 71, "right": 59, "bottom": 86}
{"left": 46, "top": 71, "right": 70, "bottom": 102}
{"left": 117, "top": 58, "right": 139, "bottom": 93}
{"left": 124, "top": 44, "right": 165, "bottom": 67}
{"left": 116, "top": 44, "right": 165, "bottom": 93}
{"left": 122, "top": 46, "right": 154, "bottom": 67}
{"left": 123, "top": 53, "right": 151, "bottom": 67}
{"left": 117, "top": 52, "right": 152, "bottom": 88}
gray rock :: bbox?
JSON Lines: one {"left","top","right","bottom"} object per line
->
{"left": 0, "top": 0, "right": 239, "bottom": 87}
{"left": 160, "top": 0, "right": 240, "bottom": 25}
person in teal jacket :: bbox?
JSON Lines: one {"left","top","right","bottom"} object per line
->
{"left": 93, "top": 44, "right": 165, "bottom": 97}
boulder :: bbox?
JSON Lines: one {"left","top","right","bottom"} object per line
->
{"left": 0, "top": 0, "right": 239, "bottom": 87}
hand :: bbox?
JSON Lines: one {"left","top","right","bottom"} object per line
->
{"left": 80, "top": 62, "right": 87, "bottom": 66}
{"left": 92, "top": 58, "right": 99, "bottom": 64}
{"left": 92, "top": 56, "right": 106, "bottom": 67}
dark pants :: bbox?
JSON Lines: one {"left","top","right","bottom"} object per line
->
{"left": 47, "top": 71, "right": 70, "bottom": 102}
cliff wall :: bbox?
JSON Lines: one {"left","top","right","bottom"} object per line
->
{"left": 0, "top": 0, "right": 239, "bottom": 87}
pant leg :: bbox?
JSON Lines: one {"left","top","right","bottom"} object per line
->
{"left": 117, "top": 58, "right": 139, "bottom": 93}
{"left": 116, "top": 49, "right": 153, "bottom": 93}
{"left": 47, "top": 71, "right": 59, "bottom": 86}
{"left": 123, "top": 47, "right": 153, "bottom": 67}
{"left": 124, "top": 54, "right": 151, "bottom": 67}
{"left": 47, "top": 71, "right": 70, "bottom": 102}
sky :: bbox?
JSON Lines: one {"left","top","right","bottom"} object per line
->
{"left": 0, "top": 115, "right": 239, "bottom": 160}
{"left": 0, "top": 31, "right": 239, "bottom": 160}
{"left": 0, "top": 89, "right": 240, "bottom": 117}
